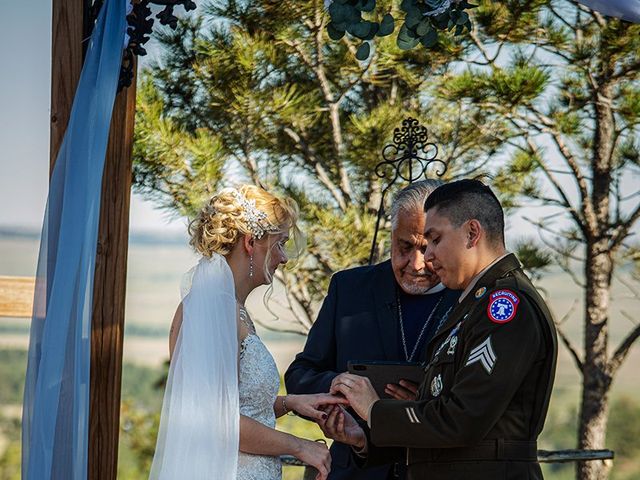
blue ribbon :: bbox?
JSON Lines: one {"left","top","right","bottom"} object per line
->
{"left": 21, "top": 1, "right": 126, "bottom": 478}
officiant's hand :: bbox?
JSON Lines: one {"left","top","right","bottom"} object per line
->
{"left": 317, "top": 405, "right": 366, "bottom": 449}
{"left": 385, "top": 379, "right": 419, "bottom": 401}
{"left": 330, "top": 373, "right": 379, "bottom": 422}
{"left": 286, "top": 393, "right": 348, "bottom": 421}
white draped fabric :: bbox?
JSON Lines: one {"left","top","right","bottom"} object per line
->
{"left": 149, "top": 254, "right": 239, "bottom": 479}
{"left": 576, "top": 0, "right": 640, "bottom": 23}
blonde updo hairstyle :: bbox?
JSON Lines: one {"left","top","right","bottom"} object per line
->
{"left": 189, "top": 185, "right": 302, "bottom": 278}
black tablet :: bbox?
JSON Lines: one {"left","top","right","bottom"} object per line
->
{"left": 347, "top": 361, "right": 426, "bottom": 399}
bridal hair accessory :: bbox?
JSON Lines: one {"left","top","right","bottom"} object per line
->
{"left": 231, "top": 189, "right": 279, "bottom": 239}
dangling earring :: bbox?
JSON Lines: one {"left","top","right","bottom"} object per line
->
{"left": 249, "top": 255, "right": 254, "bottom": 278}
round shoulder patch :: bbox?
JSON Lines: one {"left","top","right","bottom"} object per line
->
{"left": 487, "top": 289, "right": 520, "bottom": 324}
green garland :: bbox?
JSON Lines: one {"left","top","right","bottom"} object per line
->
{"left": 326, "top": 0, "right": 476, "bottom": 60}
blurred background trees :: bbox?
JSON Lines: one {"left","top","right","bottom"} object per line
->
{"left": 132, "top": 0, "right": 500, "bottom": 331}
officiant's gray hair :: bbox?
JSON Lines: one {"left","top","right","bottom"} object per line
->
{"left": 390, "top": 179, "right": 444, "bottom": 230}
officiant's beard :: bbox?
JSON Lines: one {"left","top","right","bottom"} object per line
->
{"left": 398, "top": 272, "right": 439, "bottom": 295}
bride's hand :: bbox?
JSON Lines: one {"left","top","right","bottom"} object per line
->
{"left": 286, "top": 393, "right": 349, "bottom": 421}
{"left": 293, "top": 438, "right": 331, "bottom": 480}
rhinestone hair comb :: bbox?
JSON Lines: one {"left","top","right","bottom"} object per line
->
{"left": 231, "top": 189, "right": 279, "bottom": 239}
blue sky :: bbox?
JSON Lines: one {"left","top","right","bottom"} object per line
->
{"left": 0, "top": 1, "right": 183, "bottom": 233}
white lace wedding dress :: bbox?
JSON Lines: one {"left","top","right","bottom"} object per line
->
{"left": 237, "top": 309, "right": 282, "bottom": 480}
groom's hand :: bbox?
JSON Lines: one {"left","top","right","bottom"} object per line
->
{"left": 317, "top": 405, "right": 366, "bottom": 449}
{"left": 330, "top": 373, "right": 379, "bottom": 422}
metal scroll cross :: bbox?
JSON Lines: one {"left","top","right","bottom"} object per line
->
{"left": 369, "top": 117, "right": 449, "bottom": 264}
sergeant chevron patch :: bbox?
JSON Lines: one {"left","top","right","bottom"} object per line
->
{"left": 465, "top": 336, "right": 496, "bottom": 374}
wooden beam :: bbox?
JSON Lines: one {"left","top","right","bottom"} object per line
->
{"left": 87, "top": 63, "right": 137, "bottom": 480}
{"left": 0, "top": 276, "right": 35, "bottom": 318}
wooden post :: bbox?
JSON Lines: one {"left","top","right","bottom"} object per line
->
{"left": 88, "top": 72, "right": 137, "bottom": 480}
{"left": 50, "top": 0, "right": 85, "bottom": 169}
{"left": 50, "top": 1, "right": 135, "bottom": 478}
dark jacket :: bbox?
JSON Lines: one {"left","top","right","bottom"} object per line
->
{"left": 285, "top": 260, "right": 460, "bottom": 480}
{"left": 363, "top": 254, "right": 558, "bottom": 480}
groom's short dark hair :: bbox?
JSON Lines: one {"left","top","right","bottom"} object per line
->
{"left": 424, "top": 179, "right": 505, "bottom": 247}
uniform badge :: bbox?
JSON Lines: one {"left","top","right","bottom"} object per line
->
{"left": 465, "top": 336, "right": 496, "bottom": 374}
{"left": 474, "top": 287, "right": 487, "bottom": 299}
{"left": 430, "top": 374, "right": 443, "bottom": 397}
{"left": 447, "top": 335, "right": 458, "bottom": 355}
{"left": 487, "top": 289, "right": 520, "bottom": 324}
{"left": 432, "top": 321, "right": 463, "bottom": 360}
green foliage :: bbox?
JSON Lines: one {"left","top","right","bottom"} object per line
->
{"left": 0, "top": 348, "right": 167, "bottom": 479}
{"left": 629, "top": 247, "right": 640, "bottom": 281}
{"left": 0, "top": 413, "right": 21, "bottom": 480}
{"left": 0, "top": 348, "right": 162, "bottom": 417}
{"left": 618, "top": 87, "right": 640, "bottom": 124}
{"left": 118, "top": 401, "right": 160, "bottom": 477}
{"left": 0, "top": 440, "right": 20, "bottom": 480}
{"left": 442, "top": 63, "right": 549, "bottom": 107}
{"left": 513, "top": 240, "right": 552, "bottom": 282}
{"left": 473, "top": 0, "right": 548, "bottom": 42}
{"left": 493, "top": 150, "right": 540, "bottom": 209}
{"left": 133, "top": 75, "right": 227, "bottom": 217}
{"left": 326, "top": 0, "right": 476, "bottom": 58}
{"left": 0, "top": 350, "right": 26, "bottom": 404}
{"left": 608, "top": 396, "right": 640, "bottom": 460}
{"left": 133, "top": 0, "right": 495, "bottom": 328}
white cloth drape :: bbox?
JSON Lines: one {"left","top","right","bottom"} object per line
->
{"left": 149, "top": 254, "right": 239, "bottom": 479}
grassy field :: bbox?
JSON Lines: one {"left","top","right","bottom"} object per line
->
{"left": 1, "top": 230, "right": 639, "bottom": 479}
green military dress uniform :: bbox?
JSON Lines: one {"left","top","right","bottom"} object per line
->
{"left": 363, "top": 254, "right": 558, "bottom": 480}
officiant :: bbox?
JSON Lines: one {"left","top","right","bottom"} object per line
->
{"left": 285, "top": 180, "right": 460, "bottom": 480}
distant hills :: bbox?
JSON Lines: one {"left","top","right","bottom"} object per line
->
{"left": 0, "top": 225, "right": 187, "bottom": 245}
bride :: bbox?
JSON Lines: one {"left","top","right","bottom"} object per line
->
{"left": 149, "top": 185, "right": 344, "bottom": 480}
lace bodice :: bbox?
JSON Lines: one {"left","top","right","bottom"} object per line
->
{"left": 237, "top": 333, "right": 282, "bottom": 480}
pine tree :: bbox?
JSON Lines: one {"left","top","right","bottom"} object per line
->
{"left": 133, "top": 0, "right": 497, "bottom": 330}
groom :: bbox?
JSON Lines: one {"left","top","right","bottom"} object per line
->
{"left": 285, "top": 180, "right": 460, "bottom": 480}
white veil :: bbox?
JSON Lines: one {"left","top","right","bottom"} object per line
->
{"left": 149, "top": 253, "right": 239, "bottom": 479}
